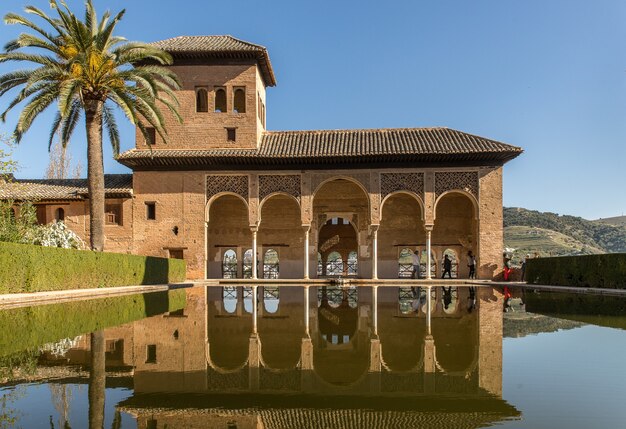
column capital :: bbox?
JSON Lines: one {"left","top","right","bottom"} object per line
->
{"left": 250, "top": 225, "right": 259, "bottom": 233}
{"left": 302, "top": 224, "right": 311, "bottom": 232}
{"left": 424, "top": 224, "right": 434, "bottom": 232}
{"left": 369, "top": 224, "right": 380, "bottom": 234}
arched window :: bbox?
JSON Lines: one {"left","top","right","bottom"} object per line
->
{"left": 196, "top": 88, "right": 208, "bottom": 112}
{"left": 263, "top": 249, "right": 279, "bottom": 279}
{"left": 420, "top": 250, "right": 437, "bottom": 279}
{"left": 443, "top": 249, "right": 458, "bottom": 279}
{"left": 326, "top": 251, "right": 343, "bottom": 276}
{"left": 214, "top": 88, "right": 227, "bottom": 112}
{"left": 222, "top": 249, "right": 238, "bottom": 279}
{"left": 347, "top": 251, "right": 358, "bottom": 276}
{"left": 54, "top": 207, "right": 65, "bottom": 222}
{"left": 398, "top": 248, "right": 414, "bottom": 278}
{"left": 243, "top": 249, "right": 253, "bottom": 279}
{"left": 317, "top": 252, "right": 323, "bottom": 276}
{"left": 233, "top": 87, "right": 246, "bottom": 113}
{"left": 263, "top": 286, "right": 279, "bottom": 313}
{"left": 222, "top": 286, "right": 237, "bottom": 314}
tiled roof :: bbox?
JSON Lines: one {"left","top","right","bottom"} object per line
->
{"left": 116, "top": 127, "right": 522, "bottom": 170}
{"left": 150, "top": 35, "right": 276, "bottom": 87}
{"left": 0, "top": 174, "right": 133, "bottom": 201}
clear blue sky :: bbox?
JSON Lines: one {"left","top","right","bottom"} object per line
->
{"left": 1, "top": 0, "right": 625, "bottom": 220}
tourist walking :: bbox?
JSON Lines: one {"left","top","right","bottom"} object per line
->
{"left": 411, "top": 250, "right": 421, "bottom": 279}
{"left": 467, "top": 251, "right": 476, "bottom": 279}
{"left": 442, "top": 255, "right": 452, "bottom": 279}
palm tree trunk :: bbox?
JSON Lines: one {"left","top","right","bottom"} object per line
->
{"left": 84, "top": 100, "right": 105, "bottom": 251}
{"left": 88, "top": 330, "right": 106, "bottom": 429}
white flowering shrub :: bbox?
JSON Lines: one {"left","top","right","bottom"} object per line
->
{"left": 29, "top": 220, "right": 85, "bottom": 249}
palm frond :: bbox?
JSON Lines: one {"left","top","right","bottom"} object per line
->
{"left": 102, "top": 103, "right": 120, "bottom": 155}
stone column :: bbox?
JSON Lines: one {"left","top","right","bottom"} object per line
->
{"left": 303, "top": 225, "right": 311, "bottom": 279}
{"left": 251, "top": 227, "right": 258, "bottom": 279}
{"left": 425, "top": 227, "right": 433, "bottom": 280}
{"left": 371, "top": 225, "right": 379, "bottom": 279}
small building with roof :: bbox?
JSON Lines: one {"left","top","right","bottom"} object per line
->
{"left": 0, "top": 35, "right": 522, "bottom": 280}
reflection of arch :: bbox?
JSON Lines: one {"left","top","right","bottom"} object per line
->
{"left": 378, "top": 301, "right": 426, "bottom": 371}
{"left": 432, "top": 317, "right": 478, "bottom": 374}
{"left": 205, "top": 192, "right": 249, "bottom": 222}
{"left": 222, "top": 249, "right": 237, "bottom": 279}
{"left": 263, "top": 286, "right": 279, "bottom": 314}
{"left": 222, "top": 286, "right": 237, "bottom": 313}
{"left": 380, "top": 190, "right": 425, "bottom": 221}
{"left": 433, "top": 190, "right": 479, "bottom": 220}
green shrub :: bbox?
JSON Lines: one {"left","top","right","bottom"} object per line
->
{"left": 525, "top": 253, "right": 626, "bottom": 289}
{"left": 0, "top": 241, "right": 186, "bottom": 293}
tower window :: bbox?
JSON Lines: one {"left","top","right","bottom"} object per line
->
{"left": 233, "top": 87, "right": 246, "bottom": 113}
{"left": 105, "top": 204, "right": 122, "bottom": 226}
{"left": 145, "top": 127, "right": 156, "bottom": 146}
{"left": 226, "top": 128, "right": 236, "bottom": 142}
{"left": 196, "top": 87, "right": 208, "bottom": 112}
{"left": 146, "top": 202, "right": 156, "bottom": 220}
{"left": 215, "top": 87, "right": 227, "bottom": 112}
{"left": 146, "top": 344, "right": 157, "bottom": 363}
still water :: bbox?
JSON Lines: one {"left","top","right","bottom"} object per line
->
{"left": 0, "top": 286, "right": 625, "bottom": 428}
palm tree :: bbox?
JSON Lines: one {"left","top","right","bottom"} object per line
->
{"left": 0, "top": 0, "right": 181, "bottom": 250}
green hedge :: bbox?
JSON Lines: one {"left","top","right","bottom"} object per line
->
{"left": 0, "top": 241, "right": 186, "bottom": 294}
{"left": 525, "top": 253, "right": 626, "bottom": 289}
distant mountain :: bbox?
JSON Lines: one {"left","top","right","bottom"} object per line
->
{"left": 503, "top": 311, "right": 584, "bottom": 338}
{"left": 503, "top": 207, "right": 626, "bottom": 263}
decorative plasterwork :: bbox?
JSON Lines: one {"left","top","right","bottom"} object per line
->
{"left": 206, "top": 175, "right": 249, "bottom": 201}
{"left": 259, "top": 174, "right": 301, "bottom": 202}
{"left": 380, "top": 172, "right": 424, "bottom": 200}
{"left": 434, "top": 171, "right": 478, "bottom": 199}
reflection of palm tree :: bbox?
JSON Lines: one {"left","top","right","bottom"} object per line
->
{"left": 50, "top": 384, "right": 72, "bottom": 429}
{"left": 89, "top": 331, "right": 105, "bottom": 429}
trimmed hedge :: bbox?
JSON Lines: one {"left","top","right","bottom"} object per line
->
{"left": 0, "top": 241, "right": 186, "bottom": 294}
{"left": 526, "top": 253, "right": 626, "bottom": 289}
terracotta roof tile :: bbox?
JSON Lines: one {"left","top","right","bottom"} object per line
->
{"left": 150, "top": 35, "right": 276, "bottom": 87}
{"left": 116, "top": 127, "right": 522, "bottom": 169}
{"left": 0, "top": 174, "right": 133, "bottom": 201}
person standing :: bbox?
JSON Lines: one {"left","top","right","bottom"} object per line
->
{"left": 467, "top": 251, "right": 476, "bottom": 279}
{"left": 442, "top": 255, "right": 452, "bottom": 279}
{"left": 411, "top": 250, "right": 421, "bottom": 279}
{"left": 520, "top": 254, "right": 529, "bottom": 281}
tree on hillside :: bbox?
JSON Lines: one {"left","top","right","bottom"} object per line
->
{"left": 0, "top": 0, "right": 181, "bottom": 251}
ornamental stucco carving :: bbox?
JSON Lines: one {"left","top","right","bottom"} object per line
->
{"left": 310, "top": 173, "right": 370, "bottom": 194}
{"left": 434, "top": 171, "right": 479, "bottom": 199}
{"left": 259, "top": 174, "right": 301, "bottom": 202}
{"left": 380, "top": 172, "right": 424, "bottom": 200}
{"left": 206, "top": 175, "right": 249, "bottom": 201}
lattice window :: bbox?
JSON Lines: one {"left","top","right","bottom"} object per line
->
{"left": 380, "top": 172, "right": 424, "bottom": 200}
{"left": 206, "top": 175, "right": 248, "bottom": 201}
{"left": 259, "top": 174, "right": 301, "bottom": 202}
{"left": 435, "top": 172, "right": 479, "bottom": 199}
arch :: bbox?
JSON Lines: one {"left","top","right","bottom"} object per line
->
{"left": 312, "top": 176, "right": 370, "bottom": 208}
{"left": 205, "top": 192, "right": 248, "bottom": 223}
{"left": 432, "top": 317, "right": 478, "bottom": 374}
{"left": 214, "top": 87, "right": 227, "bottom": 112}
{"left": 326, "top": 251, "right": 343, "bottom": 276}
{"left": 196, "top": 88, "right": 208, "bottom": 112}
{"left": 442, "top": 248, "right": 459, "bottom": 279}
{"left": 233, "top": 87, "right": 246, "bottom": 113}
{"left": 433, "top": 190, "right": 479, "bottom": 221}
{"left": 243, "top": 249, "right": 253, "bottom": 279}
{"left": 398, "top": 247, "right": 414, "bottom": 278}
{"left": 380, "top": 190, "right": 425, "bottom": 221}
{"left": 258, "top": 192, "right": 301, "bottom": 222}
{"left": 347, "top": 250, "right": 358, "bottom": 276}
{"left": 263, "top": 248, "right": 279, "bottom": 279}
{"left": 317, "top": 252, "right": 323, "bottom": 276}
{"left": 222, "top": 249, "right": 238, "bottom": 279}
{"left": 420, "top": 250, "right": 437, "bottom": 279}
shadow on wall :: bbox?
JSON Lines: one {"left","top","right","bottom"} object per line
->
{"left": 141, "top": 256, "right": 170, "bottom": 285}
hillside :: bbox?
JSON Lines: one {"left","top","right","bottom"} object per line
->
{"left": 503, "top": 207, "right": 626, "bottom": 263}
{"left": 595, "top": 215, "right": 626, "bottom": 227}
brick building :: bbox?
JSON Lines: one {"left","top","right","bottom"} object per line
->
{"left": 0, "top": 36, "right": 522, "bottom": 280}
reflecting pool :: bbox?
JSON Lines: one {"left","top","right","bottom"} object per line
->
{"left": 1, "top": 286, "right": 625, "bottom": 428}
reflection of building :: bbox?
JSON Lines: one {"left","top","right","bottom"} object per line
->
{"left": 0, "top": 35, "right": 522, "bottom": 280}
{"left": 66, "top": 285, "right": 515, "bottom": 428}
